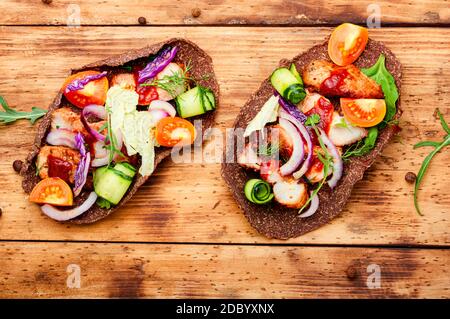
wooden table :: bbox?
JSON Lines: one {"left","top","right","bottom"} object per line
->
{"left": 0, "top": 0, "right": 449, "bottom": 298}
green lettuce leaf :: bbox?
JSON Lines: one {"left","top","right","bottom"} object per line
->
{"left": 361, "top": 54, "right": 399, "bottom": 125}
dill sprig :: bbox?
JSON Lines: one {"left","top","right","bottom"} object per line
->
{"left": 141, "top": 60, "right": 211, "bottom": 98}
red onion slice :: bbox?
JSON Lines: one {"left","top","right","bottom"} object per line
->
{"left": 299, "top": 193, "right": 319, "bottom": 218}
{"left": 278, "top": 118, "right": 304, "bottom": 176}
{"left": 278, "top": 109, "right": 313, "bottom": 179}
{"left": 149, "top": 108, "right": 170, "bottom": 123}
{"left": 149, "top": 100, "right": 176, "bottom": 117}
{"left": 93, "top": 140, "right": 107, "bottom": 159}
{"left": 81, "top": 104, "right": 107, "bottom": 141}
{"left": 46, "top": 129, "right": 77, "bottom": 149}
{"left": 319, "top": 128, "right": 343, "bottom": 189}
{"left": 41, "top": 192, "right": 98, "bottom": 221}
{"left": 91, "top": 129, "right": 123, "bottom": 167}
{"left": 91, "top": 156, "right": 109, "bottom": 167}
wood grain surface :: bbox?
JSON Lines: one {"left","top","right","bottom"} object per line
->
{"left": 0, "top": 0, "right": 448, "bottom": 26}
{"left": 0, "top": 27, "right": 448, "bottom": 245}
{"left": 0, "top": 242, "right": 448, "bottom": 298}
{"left": 0, "top": 5, "right": 449, "bottom": 297}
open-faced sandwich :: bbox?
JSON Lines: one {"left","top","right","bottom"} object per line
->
{"left": 20, "top": 38, "right": 219, "bottom": 223}
{"left": 222, "top": 23, "right": 402, "bottom": 239}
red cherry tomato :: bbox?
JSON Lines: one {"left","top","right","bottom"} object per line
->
{"left": 29, "top": 177, "right": 73, "bottom": 206}
{"left": 341, "top": 98, "right": 386, "bottom": 127}
{"left": 62, "top": 71, "right": 109, "bottom": 109}
{"left": 328, "top": 23, "right": 369, "bottom": 66}
{"left": 156, "top": 117, "right": 196, "bottom": 147}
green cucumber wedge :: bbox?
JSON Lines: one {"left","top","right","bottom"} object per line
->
{"left": 271, "top": 67, "right": 306, "bottom": 104}
{"left": 175, "top": 86, "right": 215, "bottom": 118}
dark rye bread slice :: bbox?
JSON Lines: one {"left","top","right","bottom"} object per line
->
{"left": 221, "top": 39, "right": 402, "bottom": 239}
{"left": 21, "top": 38, "right": 219, "bottom": 224}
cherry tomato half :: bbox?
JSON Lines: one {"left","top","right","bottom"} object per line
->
{"left": 29, "top": 177, "right": 73, "bottom": 206}
{"left": 340, "top": 98, "right": 386, "bottom": 127}
{"left": 156, "top": 117, "right": 196, "bottom": 147}
{"left": 62, "top": 71, "right": 109, "bottom": 108}
{"left": 328, "top": 23, "right": 369, "bottom": 66}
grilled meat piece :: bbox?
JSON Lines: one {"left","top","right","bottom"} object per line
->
{"left": 302, "top": 60, "right": 383, "bottom": 98}
{"left": 51, "top": 107, "right": 106, "bottom": 136}
{"left": 36, "top": 145, "right": 80, "bottom": 184}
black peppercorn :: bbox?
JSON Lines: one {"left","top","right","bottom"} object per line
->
{"left": 405, "top": 172, "right": 417, "bottom": 183}
{"left": 138, "top": 17, "right": 147, "bottom": 25}
{"left": 13, "top": 160, "right": 23, "bottom": 173}
{"left": 192, "top": 8, "right": 201, "bottom": 18}
{"left": 346, "top": 266, "right": 358, "bottom": 280}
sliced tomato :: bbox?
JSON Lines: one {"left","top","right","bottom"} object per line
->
{"left": 341, "top": 98, "right": 386, "bottom": 127}
{"left": 156, "top": 117, "right": 196, "bottom": 147}
{"left": 328, "top": 23, "right": 369, "bottom": 66}
{"left": 29, "top": 177, "right": 73, "bottom": 206}
{"left": 62, "top": 71, "right": 109, "bottom": 108}
{"left": 133, "top": 68, "right": 159, "bottom": 105}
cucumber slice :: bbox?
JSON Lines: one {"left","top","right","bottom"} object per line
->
{"left": 93, "top": 166, "right": 108, "bottom": 185}
{"left": 270, "top": 67, "right": 306, "bottom": 104}
{"left": 114, "top": 162, "right": 136, "bottom": 178}
{"left": 244, "top": 179, "right": 274, "bottom": 204}
{"left": 94, "top": 166, "right": 133, "bottom": 205}
{"left": 175, "top": 86, "right": 215, "bottom": 118}
{"left": 289, "top": 63, "right": 303, "bottom": 85}
{"left": 204, "top": 90, "right": 216, "bottom": 111}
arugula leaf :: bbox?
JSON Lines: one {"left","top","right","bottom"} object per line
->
{"left": 414, "top": 141, "right": 441, "bottom": 149}
{"left": 96, "top": 197, "right": 112, "bottom": 209}
{"left": 305, "top": 114, "right": 320, "bottom": 126}
{"left": 413, "top": 108, "right": 450, "bottom": 216}
{"left": 0, "top": 96, "right": 47, "bottom": 125}
{"left": 436, "top": 108, "right": 450, "bottom": 134}
{"left": 342, "top": 127, "right": 378, "bottom": 160}
{"left": 361, "top": 54, "right": 399, "bottom": 125}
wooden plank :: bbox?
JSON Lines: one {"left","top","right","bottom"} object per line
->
{"left": 0, "top": 0, "right": 448, "bottom": 26}
{"left": 0, "top": 242, "right": 448, "bottom": 298}
{"left": 0, "top": 27, "right": 449, "bottom": 245}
